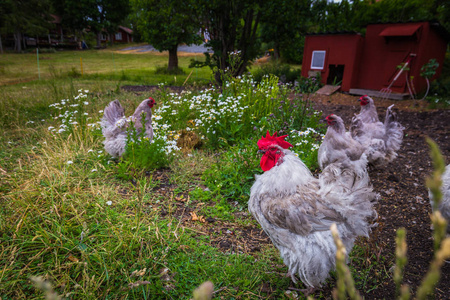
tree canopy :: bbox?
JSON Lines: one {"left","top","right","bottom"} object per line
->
{"left": 1, "top": 0, "right": 52, "bottom": 52}
{"left": 52, "top": 0, "right": 130, "bottom": 47}
{"left": 131, "top": 0, "right": 202, "bottom": 70}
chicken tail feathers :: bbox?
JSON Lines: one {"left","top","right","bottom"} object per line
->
{"left": 103, "top": 100, "right": 125, "bottom": 127}
{"left": 319, "top": 163, "right": 378, "bottom": 237}
{"left": 384, "top": 105, "right": 405, "bottom": 153}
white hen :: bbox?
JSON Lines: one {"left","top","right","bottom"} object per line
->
{"left": 318, "top": 114, "right": 367, "bottom": 175}
{"left": 429, "top": 164, "right": 450, "bottom": 233}
{"left": 350, "top": 96, "right": 404, "bottom": 167}
{"left": 101, "top": 97, "right": 156, "bottom": 158}
{"left": 249, "top": 132, "right": 378, "bottom": 294}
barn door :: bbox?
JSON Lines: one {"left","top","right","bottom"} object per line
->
{"left": 384, "top": 51, "right": 412, "bottom": 89}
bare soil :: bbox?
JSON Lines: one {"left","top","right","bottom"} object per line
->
{"left": 122, "top": 85, "right": 450, "bottom": 298}
{"left": 311, "top": 93, "right": 450, "bottom": 299}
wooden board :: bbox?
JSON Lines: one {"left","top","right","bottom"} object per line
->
{"left": 315, "top": 85, "right": 341, "bottom": 96}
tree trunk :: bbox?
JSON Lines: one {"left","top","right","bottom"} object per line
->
{"left": 14, "top": 31, "right": 22, "bottom": 52}
{"left": 96, "top": 32, "right": 102, "bottom": 48}
{"left": 273, "top": 45, "right": 280, "bottom": 61}
{"left": 168, "top": 46, "right": 178, "bottom": 70}
{"left": 0, "top": 35, "right": 3, "bottom": 54}
{"left": 109, "top": 33, "right": 114, "bottom": 46}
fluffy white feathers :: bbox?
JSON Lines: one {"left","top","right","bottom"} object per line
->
{"left": 101, "top": 98, "right": 155, "bottom": 157}
{"left": 249, "top": 149, "right": 377, "bottom": 288}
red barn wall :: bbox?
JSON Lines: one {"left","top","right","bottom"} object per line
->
{"left": 356, "top": 22, "right": 447, "bottom": 94}
{"left": 302, "top": 34, "right": 364, "bottom": 92}
{"left": 302, "top": 22, "right": 448, "bottom": 96}
{"left": 414, "top": 23, "right": 447, "bottom": 93}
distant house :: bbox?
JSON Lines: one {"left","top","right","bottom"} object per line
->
{"left": 101, "top": 26, "right": 133, "bottom": 44}
{"left": 301, "top": 21, "right": 449, "bottom": 98}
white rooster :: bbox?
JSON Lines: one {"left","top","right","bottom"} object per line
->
{"left": 318, "top": 114, "right": 367, "bottom": 175}
{"left": 350, "top": 95, "right": 404, "bottom": 167}
{"left": 249, "top": 131, "right": 378, "bottom": 294}
{"left": 429, "top": 164, "right": 450, "bottom": 234}
{"left": 101, "top": 97, "right": 156, "bottom": 158}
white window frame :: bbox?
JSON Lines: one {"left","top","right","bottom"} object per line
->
{"left": 311, "top": 50, "right": 326, "bottom": 70}
{"left": 115, "top": 32, "right": 122, "bottom": 40}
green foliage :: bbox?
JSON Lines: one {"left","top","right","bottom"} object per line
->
{"left": 252, "top": 63, "right": 302, "bottom": 83}
{"left": 258, "top": 0, "right": 311, "bottom": 64}
{"left": 194, "top": 0, "right": 263, "bottom": 82}
{"left": 130, "top": 0, "right": 201, "bottom": 69}
{"left": 117, "top": 135, "right": 171, "bottom": 180}
{"left": 202, "top": 142, "right": 262, "bottom": 205}
{"left": 51, "top": 0, "right": 130, "bottom": 39}
{"left": 1, "top": 0, "right": 52, "bottom": 52}
{"left": 296, "top": 73, "right": 322, "bottom": 94}
{"left": 420, "top": 58, "right": 439, "bottom": 79}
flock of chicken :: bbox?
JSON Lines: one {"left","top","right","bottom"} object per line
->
{"left": 249, "top": 94, "right": 444, "bottom": 295}
{"left": 100, "top": 94, "right": 449, "bottom": 295}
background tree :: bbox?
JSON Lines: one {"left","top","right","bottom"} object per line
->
{"left": 259, "top": 0, "right": 312, "bottom": 64}
{"left": 2, "top": 0, "right": 52, "bottom": 52}
{"left": 131, "top": 0, "right": 202, "bottom": 71}
{"left": 194, "top": 0, "right": 263, "bottom": 84}
{"left": 52, "top": 0, "right": 130, "bottom": 48}
{"left": 0, "top": 0, "right": 14, "bottom": 53}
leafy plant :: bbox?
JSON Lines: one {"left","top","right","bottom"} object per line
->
{"left": 115, "top": 113, "right": 175, "bottom": 180}
{"left": 252, "top": 62, "right": 302, "bottom": 83}
{"left": 296, "top": 73, "right": 322, "bottom": 94}
{"left": 202, "top": 141, "right": 262, "bottom": 206}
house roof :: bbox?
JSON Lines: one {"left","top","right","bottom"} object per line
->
{"left": 119, "top": 26, "right": 133, "bottom": 35}
{"left": 379, "top": 23, "right": 422, "bottom": 37}
{"left": 305, "top": 31, "right": 360, "bottom": 36}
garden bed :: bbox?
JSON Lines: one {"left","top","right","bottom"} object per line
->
{"left": 123, "top": 86, "right": 450, "bottom": 298}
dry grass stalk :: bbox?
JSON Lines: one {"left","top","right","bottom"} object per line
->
{"left": 330, "top": 223, "right": 362, "bottom": 300}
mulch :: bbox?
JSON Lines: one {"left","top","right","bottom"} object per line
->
{"left": 123, "top": 85, "right": 450, "bottom": 298}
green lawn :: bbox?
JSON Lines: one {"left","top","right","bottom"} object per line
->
{"left": 0, "top": 44, "right": 212, "bottom": 86}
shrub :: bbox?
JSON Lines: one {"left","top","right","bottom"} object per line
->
{"left": 252, "top": 62, "right": 302, "bottom": 83}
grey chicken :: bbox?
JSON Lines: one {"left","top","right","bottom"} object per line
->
{"left": 101, "top": 97, "right": 156, "bottom": 157}
{"left": 350, "top": 96, "right": 404, "bottom": 167}
{"left": 318, "top": 114, "right": 367, "bottom": 175}
{"left": 429, "top": 164, "right": 450, "bottom": 233}
{"left": 249, "top": 131, "right": 378, "bottom": 294}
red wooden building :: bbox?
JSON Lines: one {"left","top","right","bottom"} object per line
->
{"left": 301, "top": 21, "right": 449, "bottom": 99}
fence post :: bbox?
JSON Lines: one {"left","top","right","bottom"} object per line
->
{"left": 37, "top": 48, "right": 41, "bottom": 80}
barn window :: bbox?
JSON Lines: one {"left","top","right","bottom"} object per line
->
{"left": 311, "top": 51, "right": 326, "bottom": 70}
{"left": 115, "top": 32, "right": 122, "bottom": 40}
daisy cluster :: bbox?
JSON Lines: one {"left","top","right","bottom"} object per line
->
{"left": 152, "top": 75, "right": 281, "bottom": 148}
{"left": 48, "top": 90, "right": 100, "bottom": 134}
{"left": 288, "top": 127, "right": 324, "bottom": 156}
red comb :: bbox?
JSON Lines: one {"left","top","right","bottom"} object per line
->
{"left": 257, "top": 131, "right": 293, "bottom": 149}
